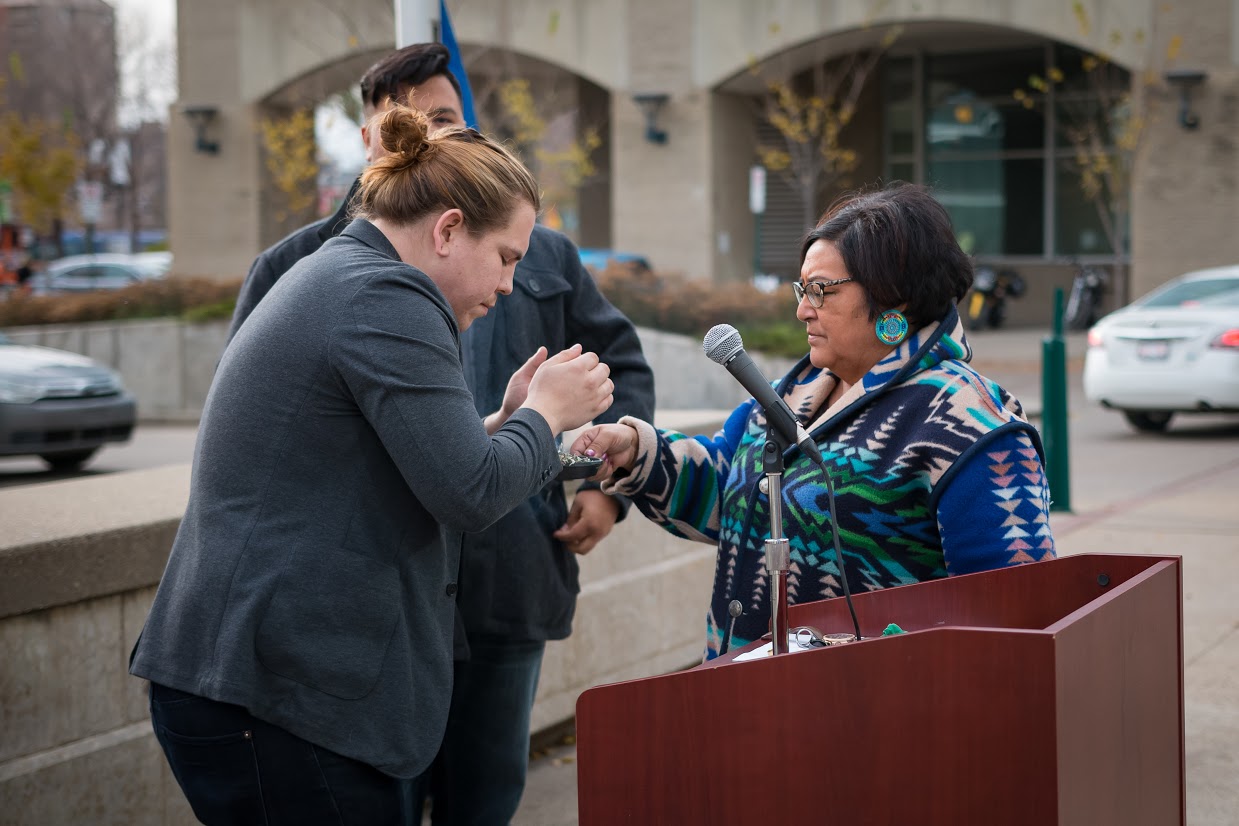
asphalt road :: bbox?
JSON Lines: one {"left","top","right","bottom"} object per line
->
{"left": 0, "top": 423, "right": 199, "bottom": 489}
{"left": 1060, "top": 379, "right": 1239, "bottom": 513}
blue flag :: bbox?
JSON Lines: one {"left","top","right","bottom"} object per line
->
{"left": 439, "top": 0, "right": 478, "bottom": 129}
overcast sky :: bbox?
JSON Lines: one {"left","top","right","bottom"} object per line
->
{"left": 111, "top": 0, "right": 174, "bottom": 40}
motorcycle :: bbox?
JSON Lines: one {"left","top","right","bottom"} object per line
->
{"left": 1065, "top": 263, "right": 1108, "bottom": 331}
{"left": 965, "top": 266, "right": 1025, "bottom": 330}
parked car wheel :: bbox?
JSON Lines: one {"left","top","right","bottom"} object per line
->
{"left": 1122, "top": 411, "right": 1173, "bottom": 433}
{"left": 40, "top": 449, "right": 99, "bottom": 471}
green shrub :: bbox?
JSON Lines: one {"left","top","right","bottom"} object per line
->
{"left": 0, "top": 263, "right": 811, "bottom": 358}
{"left": 735, "top": 320, "right": 810, "bottom": 359}
{"left": 594, "top": 264, "right": 807, "bottom": 356}
{"left": 182, "top": 299, "right": 238, "bottom": 323}
{"left": 0, "top": 277, "right": 243, "bottom": 328}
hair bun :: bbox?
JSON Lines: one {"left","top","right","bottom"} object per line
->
{"left": 380, "top": 105, "right": 432, "bottom": 165}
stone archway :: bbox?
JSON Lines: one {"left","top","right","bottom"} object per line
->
{"left": 170, "top": 0, "right": 624, "bottom": 277}
{"left": 170, "top": 0, "right": 399, "bottom": 277}
{"left": 702, "top": 14, "right": 1152, "bottom": 286}
{"left": 697, "top": 4, "right": 1148, "bottom": 94}
{"left": 457, "top": 45, "right": 613, "bottom": 248}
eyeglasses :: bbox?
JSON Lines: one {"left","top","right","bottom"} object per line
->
{"left": 792, "top": 277, "right": 854, "bottom": 308}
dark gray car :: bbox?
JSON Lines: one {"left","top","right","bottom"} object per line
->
{"left": 0, "top": 334, "right": 136, "bottom": 469}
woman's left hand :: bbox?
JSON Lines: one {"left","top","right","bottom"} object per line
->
{"left": 569, "top": 422, "right": 640, "bottom": 478}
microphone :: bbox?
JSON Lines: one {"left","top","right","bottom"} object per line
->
{"left": 703, "top": 324, "right": 824, "bottom": 464}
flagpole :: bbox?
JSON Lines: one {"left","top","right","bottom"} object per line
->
{"left": 436, "top": 0, "right": 478, "bottom": 128}
{"left": 394, "top": 0, "right": 434, "bottom": 47}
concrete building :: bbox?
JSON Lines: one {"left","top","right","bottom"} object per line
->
{"left": 0, "top": 0, "right": 169, "bottom": 253}
{"left": 0, "top": 0, "right": 117, "bottom": 142}
{"left": 170, "top": 0, "right": 1239, "bottom": 321}
{"left": 0, "top": 0, "right": 117, "bottom": 242}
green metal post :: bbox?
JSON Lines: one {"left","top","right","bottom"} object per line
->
{"left": 1041, "top": 287, "right": 1071, "bottom": 512}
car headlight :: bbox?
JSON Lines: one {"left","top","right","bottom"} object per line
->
{"left": 0, "top": 376, "right": 45, "bottom": 404}
{"left": 93, "top": 369, "right": 126, "bottom": 395}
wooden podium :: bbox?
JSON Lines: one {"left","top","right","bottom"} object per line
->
{"left": 576, "top": 554, "right": 1184, "bottom": 825}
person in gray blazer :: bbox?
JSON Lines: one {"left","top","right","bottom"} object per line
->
{"left": 129, "top": 106, "right": 615, "bottom": 825}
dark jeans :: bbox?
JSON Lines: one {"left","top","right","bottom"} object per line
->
{"left": 412, "top": 638, "right": 546, "bottom": 825}
{"left": 149, "top": 682, "right": 414, "bottom": 826}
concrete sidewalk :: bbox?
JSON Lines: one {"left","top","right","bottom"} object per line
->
{"left": 506, "top": 326, "right": 1238, "bottom": 825}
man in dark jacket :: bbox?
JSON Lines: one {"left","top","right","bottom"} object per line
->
{"left": 228, "top": 44, "right": 655, "bottom": 824}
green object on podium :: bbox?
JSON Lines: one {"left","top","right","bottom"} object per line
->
{"left": 1041, "top": 287, "right": 1071, "bottom": 512}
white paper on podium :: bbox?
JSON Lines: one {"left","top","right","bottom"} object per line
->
{"left": 732, "top": 635, "right": 817, "bottom": 662}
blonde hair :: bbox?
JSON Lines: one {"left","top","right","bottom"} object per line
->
{"left": 356, "top": 105, "right": 540, "bottom": 234}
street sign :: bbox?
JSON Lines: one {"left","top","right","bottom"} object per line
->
{"left": 78, "top": 181, "right": 104, "bottom": 225}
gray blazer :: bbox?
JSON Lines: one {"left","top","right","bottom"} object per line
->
{"left": 130, "top": 219, "right": 562, "bottom": 778}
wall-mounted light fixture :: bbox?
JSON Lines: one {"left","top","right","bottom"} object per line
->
{"left": 182, "top": 105, "right": 220, "bottom": 154}
{"left": 632, "top": 93, "right": 670, "bottom": 144}
{"left": 1163, "top": 69, "right": 1207, "bottom": 130}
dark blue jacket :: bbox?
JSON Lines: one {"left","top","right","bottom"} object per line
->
{"left": 458, "top": 223, "right": 654, "bottom": 641}
{"left": 225, "top": 182, "right": 356, "bottom": 343}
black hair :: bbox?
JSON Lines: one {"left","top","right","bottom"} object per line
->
{"left": 359, "top": 43, "right": 463, "bottom": 109}
{"left": 800, "top": 183, "right": 974, "bottom": 328}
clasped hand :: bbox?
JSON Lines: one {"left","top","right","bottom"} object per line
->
{"left": 568, "top": 422, "right": 640, "bottom": 482}
{"left": 494, "top": 345, "right": 614, "bottom": 436}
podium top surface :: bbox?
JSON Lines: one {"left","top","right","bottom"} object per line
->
{"left": 711, "top": 553, "right": 1180, "bottom": 666}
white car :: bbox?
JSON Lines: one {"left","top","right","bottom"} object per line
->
{"left": 32, "top": 252, "right": 172, "bottom": 294}
{"left": 1083, "top": 265, "right": 1239, "bottom": 432}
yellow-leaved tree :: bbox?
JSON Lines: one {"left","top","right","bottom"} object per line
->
{"left": 497, "top": 77, "right": 602, "bottom": 216}
{"left": 259, "top": 108, "right": 320, "bottom": 229}
{"left": 0, "top": 77, "right": 84, "bottom": 234}
{"left": 753, "top": 24, "right": 901, "bottom": 232}
{"left": 1013, "top": 1, "right": 1181, "bottom": 303}
{"left": 450, "top": 1, "right": 606, "bottom": 234}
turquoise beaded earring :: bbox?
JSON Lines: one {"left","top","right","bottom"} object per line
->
{"left": 875, "top": 310, "right": 908, "bottom": 345}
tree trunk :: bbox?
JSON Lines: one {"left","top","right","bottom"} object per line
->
{"left": 800, "top": 182, "right": 818, "bottom": 238}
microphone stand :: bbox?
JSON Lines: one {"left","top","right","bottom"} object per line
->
{"left": 762, "top": 430, "right": 791, "bottom": 656}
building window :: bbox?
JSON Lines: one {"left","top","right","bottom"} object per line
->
{"left": 884, "top": 44, "right": 1129, "bottom": 261}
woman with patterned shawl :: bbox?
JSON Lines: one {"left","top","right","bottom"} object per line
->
{"left": 572, "top": 184, "right": 1057, "bottom": 660}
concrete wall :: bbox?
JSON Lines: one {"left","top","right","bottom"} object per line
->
{"left": 1131, "top": 0, "right": 1239, "bottom": 297}
{"left": 0, "top": 408, "right": 729, "bottom": 824}
{"left": 0, "top": 468, "right": 197, "bottom": 825}
{"left": 1, "top": 319, "right": 794, "bottom": 423}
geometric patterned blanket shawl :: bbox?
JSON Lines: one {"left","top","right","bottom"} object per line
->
{"left": 605, "top": 307, "right": 1055, "bottom": 659}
